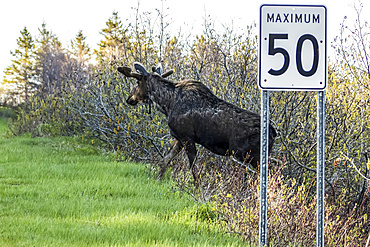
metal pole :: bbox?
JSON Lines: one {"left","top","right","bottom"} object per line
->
{"left": 317, "top": 90, "right": 325, "bottom": 247}
{"left": 259, "top": 90, "right": 269, "bottom": 247}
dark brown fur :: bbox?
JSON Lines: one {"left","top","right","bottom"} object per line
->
{"left": 118, "top": 63, "right": 276, "bottom": 181}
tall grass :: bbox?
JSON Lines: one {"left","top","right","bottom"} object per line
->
{"left": 0, "top": 118, "right": 245, "bottom": 247}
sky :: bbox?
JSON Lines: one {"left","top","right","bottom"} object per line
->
{"left": 0, "top": 0, "right": 369, "bottom": 82}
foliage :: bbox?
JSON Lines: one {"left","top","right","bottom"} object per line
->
{"left": 168, "top": 149, "right": 369, "bottom": 246}
{"left": 0, "top": 107, "right": 16, "bottom": 119}
{"left": 8, "top": 23, "right": 92, "bottom": 137}
{"left": 329, "top": 2, "right": 370, "bottom": 210}
{"left": 3, "top": 27, "right": 36, "bottom": 103}
{"left": 71, "top": 30, "right": 91, "bottom": 64}
{"left": 206, "top": 163, "right": 369, "bottom": 246}
{"left": 2, "top": 1, "right": 370, "bottom": 245}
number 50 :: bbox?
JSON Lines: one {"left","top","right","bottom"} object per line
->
{"left": 268, "top": 33, "right": 319, "bottom": 77}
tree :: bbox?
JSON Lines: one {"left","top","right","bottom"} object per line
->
{"left": 335, "top": 1, "right": 370, "bottom": 90}
{"left": 95, "top": 11, "right": 130, "bottom": 64}
{"left": 70, "top": 30, "right": 91, "bottom": 64}
{"left": 34, "top": 22, "right": 67, "bottom": 94}
{"left": 3, "top": 26, "right": 36, "bottom": 101}
{"left": 331, "top": 1, "right": 370, "bottom": 209}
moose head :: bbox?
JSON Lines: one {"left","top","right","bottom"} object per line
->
{"left": 117, "top": 63, "right": 173, "bottom": 106}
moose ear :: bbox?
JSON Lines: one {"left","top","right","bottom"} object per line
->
{"left": 117, "top": 66, "right": 142, "bottom": 80}
{"left": 134, "top": 62, "right": 149, "bottom": 77}
{"left": 161, "top": 70, "right": 174, "bottom": 78}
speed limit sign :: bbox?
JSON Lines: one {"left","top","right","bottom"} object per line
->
{"left": 259, "top": 5, "right": 327, "bottom": 90}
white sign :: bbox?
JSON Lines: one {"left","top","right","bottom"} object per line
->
{"left": 259, "top": 5, "right": 327, "bottom": 90}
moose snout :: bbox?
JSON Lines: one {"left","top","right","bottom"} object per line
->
{"left": 126, "top": 96, "right": 138, "bottom": 106}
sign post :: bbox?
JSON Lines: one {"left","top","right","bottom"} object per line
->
{"left": 258, "top": 4, "right": 327, "bottom": 247}
{"left": 316, "top": 90, "right": 325, "bottom": 246}
{"left": 259, "top": 89, "right": 269, "bottom": 246}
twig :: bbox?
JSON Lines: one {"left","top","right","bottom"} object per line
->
{"left": 343, "top": 154, "right": 370, "bottom": 181}
{"left": 366, "top": 232, "right": 370, "bottom": 247}
{"left": 281, "top": 139, "right": 336, "bottom": 199}
{"left": 231, "top": 157, "right": 256, "bottom": 173}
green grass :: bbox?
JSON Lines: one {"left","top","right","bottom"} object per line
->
{"left": 0, "top": 117, "right": 244, "bottom": 246}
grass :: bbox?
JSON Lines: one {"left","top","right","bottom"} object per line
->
{"left": 0, "top": 116, "right": 245, "bottom": 246}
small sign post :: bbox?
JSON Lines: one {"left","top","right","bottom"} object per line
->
{"left": 258, "top": 4, "right": 327, "bottom": 247}
{"left": 259, "top": 89, "right": 269, "bottom": 246}
{"left": 316, "top": 90, "right": 325, "bottom": 246}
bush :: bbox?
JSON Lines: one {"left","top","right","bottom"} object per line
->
{"left": 170, "top": 156, "right": 369, "bottom": 246}
{"left": 0, "top": 107, "right": 16, "bottom": 119}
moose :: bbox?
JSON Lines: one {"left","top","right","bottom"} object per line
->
{"left": 118, "top": 62, "right": 276, "bottom": 182}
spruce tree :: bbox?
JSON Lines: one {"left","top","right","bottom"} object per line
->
{"left": 34, "top": 22, "right": 66, "bottom": 94}
{"left": 95, "top": 12, "right": 130, "bottom": 64}
{"left": 68, "top": 30, "right": 92, "bottom": 91}
{"left": 3, "top": 26, "right": 36, "bottom": 101}
{"left": 71, "top": 30, "right": 91, "bottom": 64}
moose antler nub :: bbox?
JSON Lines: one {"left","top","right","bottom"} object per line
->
{"left": 117, "top": 66, "right": 142, "bottom": 80}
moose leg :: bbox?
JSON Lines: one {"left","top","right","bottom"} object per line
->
{"left": 157, "top": 139, "right": 182, "bottom": 180}
{"left": 183, "top": 140, "right": 199, "bottom": 183}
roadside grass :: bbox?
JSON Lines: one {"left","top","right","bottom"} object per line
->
{"left": 0, "top": 117, "right": 245, "bottom": 246}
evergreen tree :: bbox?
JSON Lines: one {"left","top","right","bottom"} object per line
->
{"left": 34, "top": 22, "right": 66, "bottom": 94}
{"left": 71, "top": 30, "right": 91, "bottom": 64}
{"left": 68, "top": 30, "right": 92, "bottom": 92}
{"left": 3, "top": 26, "right": 36, "bottom": 101}
{"left": 37, "top": 22, "right": 61, "bottom": 49}
{"left": 95, "top": 12, "right": 130, "bottom": 64}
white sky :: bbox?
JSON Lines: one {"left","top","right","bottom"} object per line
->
{"left": 0, "top": 0, "right": 368, "bottom": 82}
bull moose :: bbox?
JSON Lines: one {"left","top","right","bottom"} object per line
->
{"left": 118, "top": 62, "right": 276, "bottom": 181}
